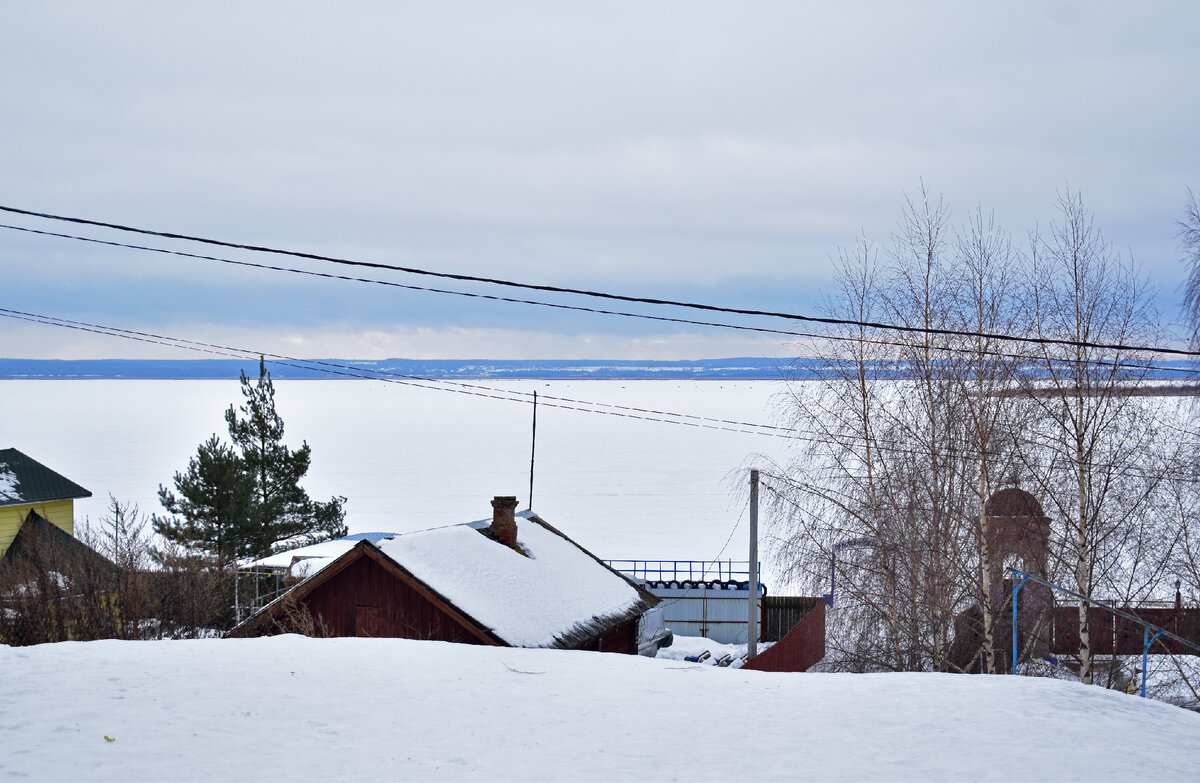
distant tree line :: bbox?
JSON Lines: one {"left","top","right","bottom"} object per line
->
{"left": 767, "top": 186, "right": 1200, "bottom": 706}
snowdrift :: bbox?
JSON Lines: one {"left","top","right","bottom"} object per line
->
{"left": 2, "top": 636, "right": 1198, "bottom": 781}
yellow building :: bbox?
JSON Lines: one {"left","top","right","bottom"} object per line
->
{"left": 0, "top": 448, "right": 92, "bottom": 557}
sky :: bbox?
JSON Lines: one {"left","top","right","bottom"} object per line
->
{"left": 2, "top": 2, "right": 1198, "bottom": 360}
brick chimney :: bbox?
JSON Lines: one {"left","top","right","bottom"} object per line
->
{"left": 489, "top": 495, "right": 519, "bottom": 549}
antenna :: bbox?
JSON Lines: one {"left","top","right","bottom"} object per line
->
{"left": 528, "top": 390, "right": 538, "bottom": 509}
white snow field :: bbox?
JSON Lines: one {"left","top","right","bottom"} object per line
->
{"left": 3, "top": 636, "right": 1199, "bottom": 782}
{"left": 0, "top": 379, "right": 787, "bottom": 570}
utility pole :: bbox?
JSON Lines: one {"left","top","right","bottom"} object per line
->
{"left": 748, "top": 468, "right": 759, "bottom": 660}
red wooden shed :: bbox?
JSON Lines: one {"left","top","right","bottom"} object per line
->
{"left": 231, "top": 496, "right": 659, "bottom": 654}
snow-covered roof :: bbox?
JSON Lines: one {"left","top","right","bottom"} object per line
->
{"left": 244, "top": 538, "right": 365, "bottom": 571}
{"left": 243, "top": 532, "right": 403, "bottom": 580}
{"left": 237, "top": 511, "right": 657, "bottom": 649}
{"left": 374, "top": 512, "right": 648, "bottom": 648}
{"left": 0, "top": 465, "right": 18, "bottom": 502}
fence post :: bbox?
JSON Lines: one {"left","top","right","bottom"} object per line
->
{"left": 1003, "top": 569, "right": 1200, "bottom": 691}
{"left": 1011, "top": 571, "right": 1027, "bottom": 675}
{"left": 1142, "top": 627, "right": 1165, "bottom": 698}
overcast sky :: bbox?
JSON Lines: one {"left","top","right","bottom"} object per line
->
{"left": 2, "top": 2, "right": 1198, "bottom": 360}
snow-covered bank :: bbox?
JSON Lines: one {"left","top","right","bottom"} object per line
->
{"left": 3, "top": 636, "right": 1198, "bottom": 781}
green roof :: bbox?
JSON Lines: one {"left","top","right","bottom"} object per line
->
{"left": 0, "top": 448, "right": 92, "bottom": 507}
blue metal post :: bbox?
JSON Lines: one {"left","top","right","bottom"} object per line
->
{"left": 1011, "top": 571, "right": 1027, "bottom": 675}
{"left": 1142, "top": 628, "right": 1165, "bottom": 698}
{"left": 830, "top": 550, "right": 840, "bottom": 605}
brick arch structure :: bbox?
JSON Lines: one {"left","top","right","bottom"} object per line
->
{"left": 951, "top": 486, "right": 1055, "bottom": 671}
{"left": 985, "top": 487, "right": 1051, "bottom": 586}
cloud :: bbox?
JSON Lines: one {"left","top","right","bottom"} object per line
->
{"left": 0, "top": 318, "right": 789, "bottom": 362}
{"left": 2, "top": 3, "right": 1198, "bottom": 357}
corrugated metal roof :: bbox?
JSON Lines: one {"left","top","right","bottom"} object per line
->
{"left": 0, "top": 448, "right": 92, "bottom": 507}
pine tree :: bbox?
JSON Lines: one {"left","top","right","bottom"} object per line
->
{"left": 153, "top": 435, "right": 254, "bottom": 563}
{"left": 224, "top": 359, "right": 347, "bottom": 555}
{"left": 154, "top": 359, "right": 347, "bottom": 561}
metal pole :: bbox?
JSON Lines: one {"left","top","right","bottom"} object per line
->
{"left": 1011, "top": 573, "right": 1026, "bottom": 675}
{"left": 528, "top": 390, "right": 537, "bottom": 509}
{"left": 748, "top": 469, "right": 759, "bottom": 659}
{"left": 828, "top": 550, "right": 836, "bottom": 607}
{"left": 1142, "top": 628, "right": 1165, "bottom": 698}
{"left": 1142, "top": 627, "right": 1150, "bottom": 698}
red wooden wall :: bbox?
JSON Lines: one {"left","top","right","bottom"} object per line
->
{"left": 256, "top": 547, "right": 643, "bottom": 654}
{"left": 291, "top": 555, "right": 489, "bottom": 644}
{"left": 1050, "top": 606, "right": 1199, "bottom": 656}
{"left": 741, "top": 599, "right": 826, "bottom": 673}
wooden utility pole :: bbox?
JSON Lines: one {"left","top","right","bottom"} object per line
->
{"left": 748, "top": 468, "right": 759, "bottom": 659}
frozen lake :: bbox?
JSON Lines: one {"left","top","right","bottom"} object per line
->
{"left": 1, "top": 379, "right": 791, "bottom": 580}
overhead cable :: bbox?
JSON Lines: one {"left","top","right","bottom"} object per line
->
{"left": 0, "top": 307, "right": 795, "bottom": 439}
{"left": 2, "top": 220, "right": 1196, "bottom": 378}
{"left": 3, "top": 306, "right": 1197, "bottom": 485}
{"left": 2, "top": 204, "right": 1197, "bottom": 358}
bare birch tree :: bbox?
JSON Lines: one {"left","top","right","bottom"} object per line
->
{"left": 768, "top": 233, "right": 900, "bottom": 669}
{"left": 770, "top": 187, "right": 1172, "bottom": 682}
{"left": 770, "top": 187, "right": 1032, "bottom": 673}
{"left": 878, "top": 186, "right": 971, "bottom": 671}
{"left": 1178, "top": 187, "right": 1200, "bottom": 346}
{"left": 946, "top": 208, "right": 1028, "bottom": 673}
{"left": 1021, "top": 190, "right": 1161, "bottom": 685}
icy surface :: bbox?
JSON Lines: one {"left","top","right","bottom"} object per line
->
{"left": 0, "top": 380, "right": 787, "bottom": 579}
{"left": 2, "top": 636, "right": 1199, "bottom": 781}
{"left": 375, "top": 514, "right": 642, "bottom": 646}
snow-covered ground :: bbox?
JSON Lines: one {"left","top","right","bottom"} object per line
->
{"left": 3, "top": 636, "right": 1198, "bottom": 781}
{"left": 654, "top": 633, "right": 767, "bottom": 666}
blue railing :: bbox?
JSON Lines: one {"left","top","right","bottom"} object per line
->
{"left": 604, "top": 559, "right": 758, "bottom": 583}
{"left": 1009, "top": 568, "right": 1200, "bottom": 698}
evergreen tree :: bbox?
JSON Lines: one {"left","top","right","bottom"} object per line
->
{"left": 154, "top": 359, "right": 347, "bottom": 561}
{"left": 153, "top": 435, "right": 254, "bottom": 563}
{"left": 224, "top": 359, "right": 347, "bottom": 554}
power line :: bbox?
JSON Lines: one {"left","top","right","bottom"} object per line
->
{"left": 3, "top": 220, "right": 1197, "bottom": 378}
{"left": 0, "top": 307, "right": 796, "bottom": 439}
{"left": 3, "top": 203, "right": 1198, "bottom": 359}
{"left": 4, "top": 306, "right": 1197, "bottom": 484}
{"left": 0, "top": 222, "right": 825, "bottom": 341}
{"left": 0, "top": 304, "right": 1189, "bottom": 457}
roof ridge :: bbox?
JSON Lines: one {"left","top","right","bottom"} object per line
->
{"left": 0, "top": 448, "right": 92, "bottom": 507}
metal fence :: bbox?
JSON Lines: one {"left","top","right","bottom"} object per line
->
{"left": 1010, "top": 568, "right": 1200, "bottom": 698}
{"left": 604, "top": 559, "right": 758, "bottom": 584}
{"left": 644, "top": 584, "right": 759, "bottom": 643}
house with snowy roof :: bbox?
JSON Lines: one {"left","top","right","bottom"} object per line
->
{"left": 230, "top": 496, "right": 660, "bottom": 653}
{"left": 0, "top": 448, "right": 93, "bottom": 559}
